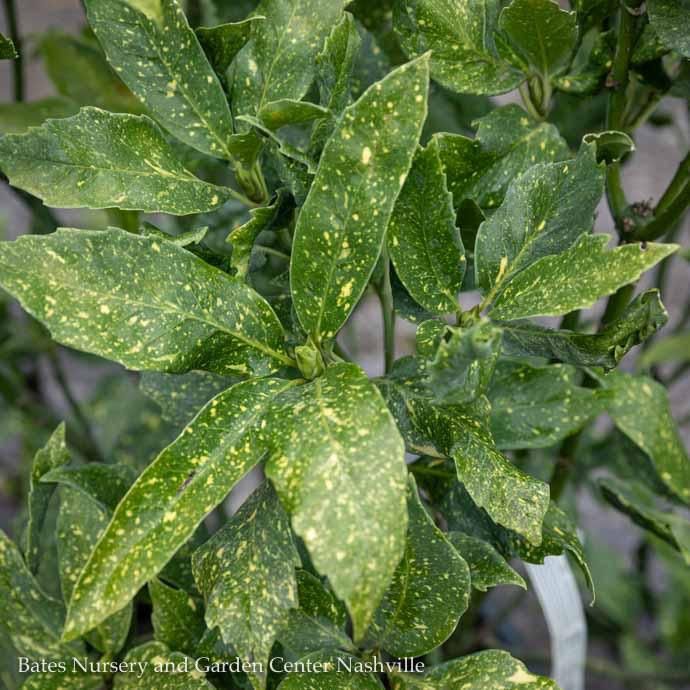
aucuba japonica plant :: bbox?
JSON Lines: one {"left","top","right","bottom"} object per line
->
{"left": 0, "top": 0, "right": 689, "bottom": 688}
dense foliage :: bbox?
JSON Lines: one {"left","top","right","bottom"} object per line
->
{"left": 0, "top": 0, "right": 689, "bottom": 688}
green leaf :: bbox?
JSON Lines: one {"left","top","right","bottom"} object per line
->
{"left": 38, "top": 31, "right": 141, "bottom": 113}
{"left": 393, "top": 0, "right": 522, "bottom": 95}
{"left": 290, "top": 56, "right": 429, "bottom": 341}
{"left": 311, "top": 12, "right": 362, "bottom": 152}
{"left": 424, "top": 321, "right": 502, "bottom": 405}
{"left": 447, "top": 532, "right": 525, "bottom": 592}
{"left": 497, "top": 0, "right": 578, "bottom": 79}
{"left": 0, "top": 108, "right": 236, "bottom": 214}
{"left": 647, "top": 0, "right": 690, "bottom": 58}
{"left": 392, "top": 649, "right": 558, "bottom": 689}
{"left": 488, "top": 361, "right": 610, "bottom": 449}
{"left": 84, "top": 0, "right": 235, "bottom": 160}
{"left": 228, "top": 191, "right": 292, "bottom": 277}
{"left": 600, "top": 478, "right": 690, "bottom": 565}
{"left": 141, "top": 371, "right": 237, "bottom": 427}
{"left": 438, "top": 405, "right": 549, "bottom": 545}
{"left": 371, "top": 476, "right": 470, "bottom": 657}
{"left": 57, "top": 488, "right": 133, "bottom": 655}
{"left": 0, "top": 530, "right": 81, "bottom": 661}
{"left": 149, "top": 578, "right": 206, "bottom": 656}
{"left": 276, "top": 650, "right": 384, "bottom": 689}
{"left": 583, "top": 130, "right": 635, "bottom": 164}
{"left": 196, "top": 16, "right": 265, "bottom": 76}
{"left": 279, "top": 571, "right": 353, "bottom": 657}
{"left": 192, "top": 481, "right": 299, "bottom": 688}
{"left": 42, "top": 463, "right": 136, "bottom": 513}
{"left": 260, "top": 363, "right": 408, "bottom": 639}
{"left": 475, "top": 144, "right": 604, "bottom": 296}
{"left": 0, "top": 32, "right": 17, "bottom": 60}
{"left": 435, "top": 105, "right": 569, "bottom": 210}
{"left": 0, "top": 228, "right": 291, "bottom": 376}
{"left": 489, "top": 234, "right": 677, "bottom": 320}
{"left": 500, "top": 289, "right": 668, "bottom": 369}
{"left": 598, "top": 372, "right": 690, "bottom": 503}
{"left": 388, "top": 140, "right": 465, "bottom": 315}
{"left": 114, "top": 641, "right": 215, "bottom": 688}
{"left": 258, "top": 99, "right": 331, "bottom": 130}
{"left": 639, "top": 332, "right": 690, "bottom": 368}
{"left": 63, "top": 377, "right": 296, "bottom": 641}
{"left": 24, "top": 424, "right": 69, "bottom": 573}
{"left": 396, "top": 391, "right": 550, "bottom": 545}
{"left": 21, "top": 672, "right": 102, "bottom": 690}
{"left": 0, "top": 98, "right": 80, "bottom": 135}
{"left": 230, "top": 0, "right": 349, "bottom": 121}
{"left": 140, "top": 223, "right": 209, "bottom": 247}
{"left": 423, "top": 469, "right": 593, "bottom": 591}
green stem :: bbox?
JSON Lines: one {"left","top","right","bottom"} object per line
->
{"left": 518, "top": 82, "right": 543, "bottom": 121}
{"left": 2, "top": 0, "right": 23, "bottom": 102}
{"left": 46, "top": 349, "right": 105, "bottom": 463}
{"left": 632, "top": 182, "right": 690, "bottom": 242}
{"left": 379, "top": 248, "right": 396, "bottom": 375}
{"left": 602, "top": 283, "right": 634, "bottom": 325}
{"left": 254, "top": 245, "right": 290, "bottom": 261}
{"left": 656, "top": 152, "right": 690, "bottom": 217}
{"left": 605, "top": 0, "right": 643, "bottom": 232}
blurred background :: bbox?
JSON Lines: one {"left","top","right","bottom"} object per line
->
{"left": 1, "top": 2, "right": 689, "bottom": 689}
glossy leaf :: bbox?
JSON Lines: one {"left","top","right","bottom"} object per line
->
{"left": 24, "top": 424, "right": 69, "bottom": 573}
{"left": 0, "top": 98, "right": 80, "bottom": 135}
{"left": 388, "top": 141, "right": 465, "bottom": 315}
{"left": 57, "top": 488, "right": 133, "bottom": 655}
{"left": 149, "top": 578, "right": 205, "bottom": 655}
{"left": 489, "top": 234, "right": 677, "bottom": 320}
{"left": 196, "top": 17, "right": 264, "bottom": 76}
{"left": 447, "top": 532, "right": 525, "bottom": 592}
{"left": 228, "top": 190, "right": 292, "bottom": 277}
{"left": 475, "top": 144, "right": 604, "bottom": 295}
{"left": 371, "top": 476, "right": 470, "bottom": 657}
{"left": 500, "top": 290, "right": 668, "bottom": 370}
{"left": 114, "top": 641, "right": 215, "bottom": 688}
{"left": 230, "top": 0, "right": 348, "bottom": 120}
{"left": 600, "top": 478, "right": 690, "bottom": 564}
{"left": 192, "top": 482, "right": 299, "bottom": 687}
{"left": 392, "top": 649, "right": 558, "bottom": 689}
{"left": 279, "top": 571, "right": 353, "bottom": 657}
{"left": 425, "top": 321, "right": 502, "bottom": 405}
{"left": 393, "top": 0, "right": 522, "bottom": 95}
{"left": 42, "top": 463, "right": 136, "bottom": 513}
{"left": 498, "top": 0, "right": 578, "bottom": 78}
{"left": 599, "top": 372, "right": 690, "bottom": 503}
{"left": 435, "top": 105, "right": 569, "bottom": 210}
{"left": 311, "top": 12, "right": 362, "bottom": 151}
{"left": 488, "top": 361, "right": 610, "bottom": 449}
{"left": 647, "top": 0, "right": 690, "bottom": 58}
{"left": 0, "top": 228, "right": 291, "bottom": 376}
{"left": 261, "top": 363, "right": 408, "bottom": 639}
{"left": 424, "top": 470, "right": 592, "bottom": 592}
{"left": 84, "top": 0, "right": 236, "bottom": 160}
{"left": 583, "top": 130, "right": 635, "bottom": 164}
{"left": 63, "top": 377, "right": 296, "bottom": 641}
{"left": 0, "top": 530, "right": 80, "bottom": 661}
{"left": 404, "top": 398, "right": 550, "bottom": 545}
{"left": 0, "top": 108, "right": 236, "bottom": 214}
{"left": 291, "top": 56, "right": 429, "bottom": 341}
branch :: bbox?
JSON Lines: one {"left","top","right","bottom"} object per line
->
{"left": 2, "top": 0, "right": 23, "bottom": 102}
